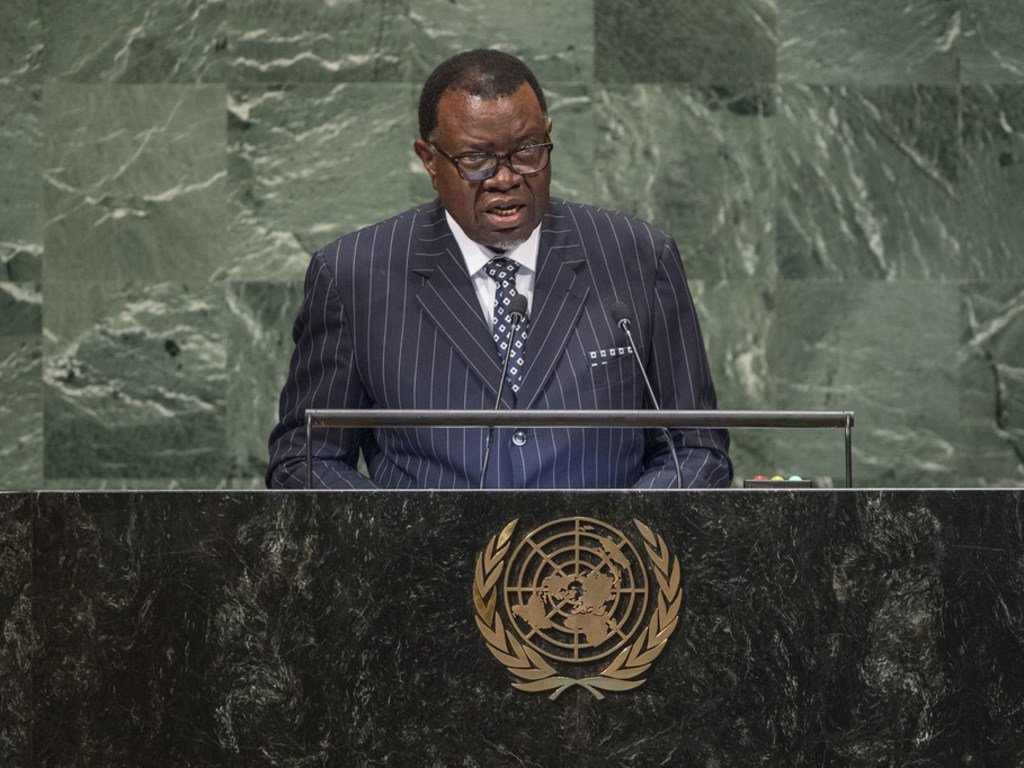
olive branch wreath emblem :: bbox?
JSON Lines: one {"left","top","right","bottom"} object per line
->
{"left": 472, "top": 518, "right": 682, "bottom": 700}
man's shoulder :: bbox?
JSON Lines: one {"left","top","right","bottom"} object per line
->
{"left": 314, "top": 200, "right": 446, "bottom": 264}
{"left": 547, "top": 198, "right": 673, "bottom": 247}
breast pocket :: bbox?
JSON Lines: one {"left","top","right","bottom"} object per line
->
{"left": 582, "top": 347, "right": 635, "bottom": 393}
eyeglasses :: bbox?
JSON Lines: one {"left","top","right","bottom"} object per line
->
{"left": 431, "top": 141, "right": 554, "bottom": 181}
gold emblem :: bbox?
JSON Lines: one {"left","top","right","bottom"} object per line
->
{"left": 472, "top": 516, "right": 682, "bottom": 700}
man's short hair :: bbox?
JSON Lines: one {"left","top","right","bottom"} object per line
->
{"left": 418, "top": 49, "right": 547, "bottom": 140}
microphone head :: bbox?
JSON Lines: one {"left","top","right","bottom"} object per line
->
{"left": 610, "top": 300, "right": 631, "bottom": 330}
{"left": 508, "top": 293, "right": 528, "bottom": 322}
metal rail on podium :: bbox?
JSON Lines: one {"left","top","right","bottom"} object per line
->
{"left": 304, "top": 409, "right": 856, "bottom": 489}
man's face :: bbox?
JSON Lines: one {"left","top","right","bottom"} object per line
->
{"left": 414, "top": 83, "right": 553, "bottom": 252}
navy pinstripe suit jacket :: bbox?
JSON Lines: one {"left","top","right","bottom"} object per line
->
{"left": 267, "top": 198, "right": 732, "bottom": 489}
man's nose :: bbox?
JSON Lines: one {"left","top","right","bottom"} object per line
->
{"left": 483, "top": 159, "right": 522, "bottom": 190}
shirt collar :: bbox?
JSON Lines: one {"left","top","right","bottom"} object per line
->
{"left": 445, "top": 210, "right": 540, "bottom": 276}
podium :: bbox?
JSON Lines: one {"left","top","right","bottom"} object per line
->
{"left": 2, "top": 489, "right": 1022, "bottom": 765}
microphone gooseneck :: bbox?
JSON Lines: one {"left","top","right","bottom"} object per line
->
{"left": 479, "top": 294, "right": 528, "bottom": 489}
{"left": 611, "top": 302, "right": 685, "bottom": 489}
{"left": 506, "top": 294, "right": 528, "bottom": 328}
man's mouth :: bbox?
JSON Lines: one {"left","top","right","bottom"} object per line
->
{"left": 484, "top": 203, "right": 526, "bottom": 227}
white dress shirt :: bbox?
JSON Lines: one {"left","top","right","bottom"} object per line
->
{"left": 445, "top": 210, "right": 540, "bottom": 325}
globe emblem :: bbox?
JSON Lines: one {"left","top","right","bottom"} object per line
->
{"left": 503, "top": 517, "right": 649, "bottom": 663}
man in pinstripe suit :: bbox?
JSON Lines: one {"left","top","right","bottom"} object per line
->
{"left": 267, "top": 50, "right": 732, "bottom": 489}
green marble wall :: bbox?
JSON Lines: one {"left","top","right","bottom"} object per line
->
{"left": 1, "top": 0, "right": 1021, "bottom": 489}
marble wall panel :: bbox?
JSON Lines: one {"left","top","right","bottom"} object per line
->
{"left": 0, "top": 494, "right": 31, "bottom": 767}
{"left": 0, "top": 86, "right": 42, "bottom": 283}
{"left": 960, "top": 283, "right": 1024, "bottom": 485}
{"left": 403, "top": 0, "right": 595, "bottom": 84}
{"left": 545, "top": 83, "right": 598, "bottom": 206}
{"left": 228, "top": 0, "right": 419, "bottom": 83}
{"left": 594, "top": 0, "right": 776, "bottom": 83}
{"left": 229, "top": 0, "right": 594, "bottom": 84}
{"left": 958, "top": 85, "right": 1024, "bottom": 281}
{"left": 936, "top": 490, "right": 1024, "bottom": 759}
{"left": 593, "top": 85, "right": 777, "bottom": 283}
{"left": 225, "top": 281, "right": 304, "bottom": 485}
{"left": 766, "top": 282, "right": 960, "bottom": 487}
{"left": 0, "top": 1, "right": 1021, "bottom": 489}
{"left": 42, "top": 84, "right": 227, "bottom": 284}
{"left": 776, "top": 85, "right": 961, "bottom": 281}
{"left": 693, "top": 280, "right": 777, "bottom": 479}
{"left": 0, "top": 284, "right": 42, "bottom": 491}
{"left": 225, "top": 83, "right": 420, "bottom": 282}
{"left": 961, "top": 0, "right": 1024, "bottom": 83}
{"left": 778, "top": 0, "right": 959, "bottom": 84}
{"left": 30, "top": 492, "right": 241, "bottom": 763}
{"left": 821, "top": 494, "right": 949, "bottom": 761}
{"left": 0, "top": 0, "right": 40, "bottom": 86}
{"left": 38, "top": 0, "right": 227, "bottom": 83}
{"left": 42, "top": 281, "right": 227, "bottom": 479}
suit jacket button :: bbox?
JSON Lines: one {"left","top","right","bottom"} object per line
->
{"left": 511, "top": 429, "right": 527, "bottom": 446}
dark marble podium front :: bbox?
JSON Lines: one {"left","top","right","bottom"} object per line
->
{"left": 1, "top": 490, "right": 1022, "bottom": 766}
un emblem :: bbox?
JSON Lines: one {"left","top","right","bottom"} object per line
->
{"left": 473, "top": 517, "right": 682, "bottom": 700}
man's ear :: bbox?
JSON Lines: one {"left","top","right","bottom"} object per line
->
{"left": 413, "top": 139, "right": 438, "bottom": 189}
{"left": 545, "top": 116, "right": 553, "bottom": 136}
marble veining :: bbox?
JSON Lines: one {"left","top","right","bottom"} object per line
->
{"left": 961, "top": 0, "right": 1024, "bottom": 83}
{"left": 38, "top": 0, "right": 227, "bottom": 83}
{"left": 593, "top": 84, "right": 776, "bottom": 283}
{"left": 0, "top": 0, "right": 41, "bottom": 87}
{"left": 778, "top": 0, "right": 959, "bottom": 84}
{"left": 0, "top": 494, "right": 32, "bottom": 767}
{"left": 225, "top": 83, "right": 421, "bottom": 282}
{"left": 775, "top": 85, "right": 960, "bottom": 280}
{"left": 766, "top": 282, "right": 961, "bottom": 486}
{"left": 42, "top": 84, "right": 227, "bottom": 284}
{"left": 225, "top": 281, "right": 305, "bottom": 484}
{"left": 958, "top": 85, "right": 1024, "bottom": 280}
{"left": 0, "top": 284, "right": 42, "bottom": 490}
{"left": 228, "top": 0, "right": 593, "bottom": 84}
{"left": 960, "top": 283, "right": 1024, "bottom": 485}
{"left": 43, "top": 282, "right": 227, "bottom": 479}
{"left": 0, "top": 490, "right": 1021, "bottom": 765}
{"left": 595, "top": 0, "right": 777, "bottom": 83}
{"left": 0, "top": 86, "right": 42, "bottom": 283}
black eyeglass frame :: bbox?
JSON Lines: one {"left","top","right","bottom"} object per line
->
{"left": 430, "top": 140, "right": 554, "bottom": 181}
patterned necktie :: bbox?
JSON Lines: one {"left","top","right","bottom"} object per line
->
{"left": 485, "top": 257, "right": 529, "bottom": 393}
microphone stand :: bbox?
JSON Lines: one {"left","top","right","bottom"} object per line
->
{"left": 479, "top": 301, "right": 527, "bottom": 489}
{"left": 613, "top": 308, "right": 684, "bottom": 489}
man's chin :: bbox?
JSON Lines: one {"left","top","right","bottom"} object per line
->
{"left": 490, "top": 238, "right": 526, "bottom": 254}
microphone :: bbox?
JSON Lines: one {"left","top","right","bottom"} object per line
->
{"left": 479, "top": 293, "right": 528, "bottom": 488}
{"left": 507, "top": 293, "right": 529, "bottom": 326}
{"left": 609, "top": 301, "right": 684, "bottom": 489}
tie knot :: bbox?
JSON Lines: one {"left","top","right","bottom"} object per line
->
{"left": 484, "top": 257, "right": 520, "bottom": 282}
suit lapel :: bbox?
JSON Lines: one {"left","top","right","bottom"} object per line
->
{"left": 413, "top": 205, "right": 506, "bottom": 401}
{"left": 516, "top": 209, "right": 589, "bottom": 409}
